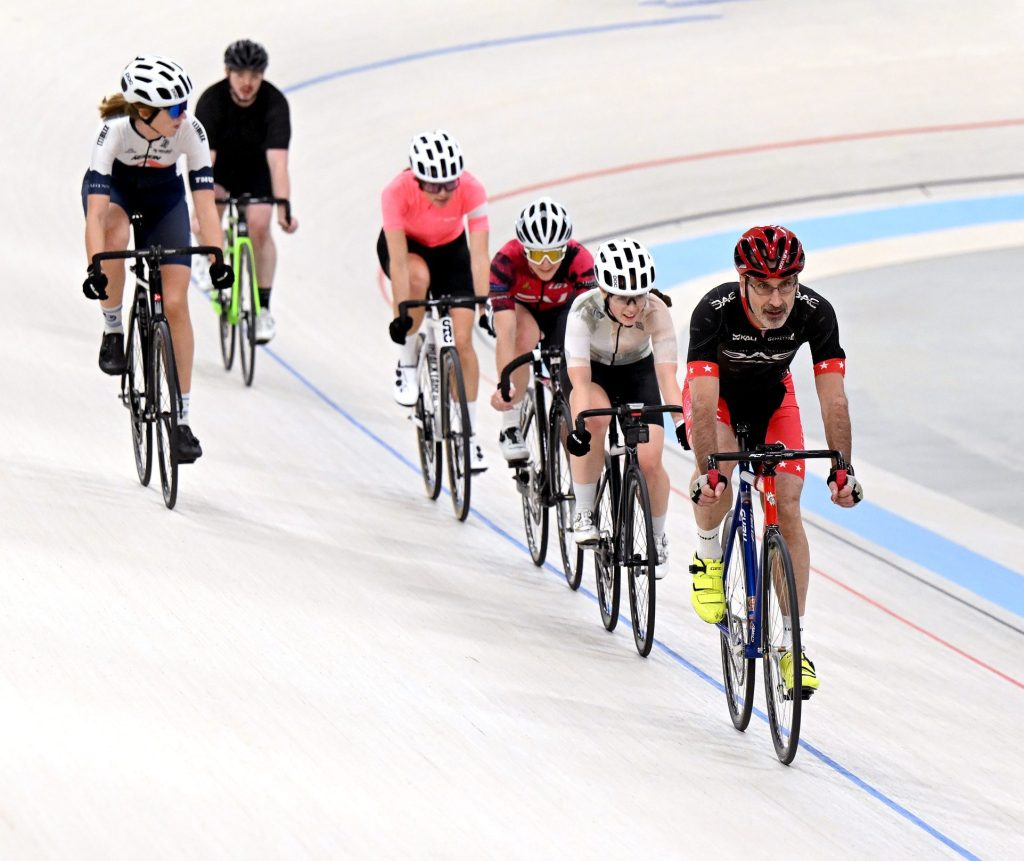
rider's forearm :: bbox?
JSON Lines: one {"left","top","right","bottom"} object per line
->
{"left": 493, "top": 311, "right": 516, "bottom": 374}
{"left": 468, "top": 230, "right": 490, "bottom": 298}
{"left": 655, "top": 363, "right": 682, "bottom": 410}
{"left": 821, "top": 396, "right": 853, "bottom": 463}
{"left": 266, "top": 149, "right": 290, "bottom": 200}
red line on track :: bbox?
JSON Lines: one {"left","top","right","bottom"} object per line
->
{"left": 812, "top": 565, "right": 1023, "bottom": 689}
{"left": 489, "top": 118, "right": 1024, "bottom": 201}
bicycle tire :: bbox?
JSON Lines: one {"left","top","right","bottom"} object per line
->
{"left": 549, "top": 403, "right": 583, "bottom": 589}
{"left": 238, "top": 243, "right": 257, "bottom": 387}
{"left": 594, "top": 454, "right": 621, "bottom": 632}
{"left": 719, "top": 511, "right": 755, "bottom": 731}
{"left": 761, "top": 530, "right": 802, "bottom": 764}
{"left": 519, "top": 386, "right": 549, "bottom": 566}
{"left": 123, "top": 293, "right": 153, "bottom": 486}
{"left": 441, "top": 348, "right": 471, "bottom": 521}
{"left": 152, "top": 322, "right": 180, "bottom": 510}
{"left": 414, "top": 336, "right": 442, "bottom": 500}
{"left": 623, "top": 466, "right": 657, "bottom": 657}
{"left": 217, "top": 276, "right": 236, "bottom": 371}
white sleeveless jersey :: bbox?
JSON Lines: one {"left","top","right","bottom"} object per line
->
{"left": 564, "top": 289, "right": 679, "bottom": 368}
{"left": 86, "top": 115, "right": 214, "bottom": 193}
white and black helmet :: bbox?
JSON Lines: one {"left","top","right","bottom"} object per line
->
{"left": 408, "top": 129, "right": 464, "bottom": 182}
{"left": 515, "top": 197, "right": 573, "bottom": 249}
{"left": 120, "top": 55, "right": 193, "bottom": 107}
{"left": 594, "top": 238, "right": 656, "bottom": 295}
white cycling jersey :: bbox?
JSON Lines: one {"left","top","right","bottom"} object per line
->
{"left": 564, "top": 288, "right": 678, "bottom": 368}
{"left": 85, "top": 115, "right": 214, "bottom": 194}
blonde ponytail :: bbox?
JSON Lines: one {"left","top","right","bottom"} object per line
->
{"left": 98, "top": 93, "right": 150, "bottom": 121}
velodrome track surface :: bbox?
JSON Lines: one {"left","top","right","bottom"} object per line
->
{"left": 2, "top": 1, "right": 1022, "bottom": 858}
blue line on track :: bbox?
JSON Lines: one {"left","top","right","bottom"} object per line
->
{"left": 282, "top": 15, "right": 721, "bottom": 94}
{"left": 260, "top": 344, "right": 980, "bottom": 861}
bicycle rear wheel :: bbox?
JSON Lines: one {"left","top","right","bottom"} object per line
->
{"left": 414, "top": 339, "right": 442, "bottom": 500}
{"left": 719, "top": 511, "right": 755, "bottom": 731}
{"left": 151, "top": 322, "right": 180, "bottom": 510}
{"left": 519, "top": 386, "right": 549, "bottom": 566}
{"left": 762, "top": 530, "right": 802, "bottom": 764}
{"left": 123, "top": 293, "right": 152, "bottom": 486}
{"left": 623, "top": 466, "right": 657, "bottom": 657}
{"left": 549, "top": 403, "right": 583, "bottom": 589}
{"left": 594, "top": 455, "right": 620, "bottom": 632}
{"left": 237, "top": 243, "right": 257, "bottom": 387}
{"left": 441, "top": 348, "right": 471, "bottom": 521}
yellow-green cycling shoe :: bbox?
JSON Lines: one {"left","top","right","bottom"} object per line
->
{"left": 780, "top": 650, "right": 820, "bottom": 698}
{"left": 689, "top": 554, "right": 726, "bottom": 623}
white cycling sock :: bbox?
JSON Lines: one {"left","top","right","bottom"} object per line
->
{"left": 652, "top": 513, "right": 667, "bottom": 536}
{"left": 102, "top": 304, "right": 123, "bottom": 334}
{"left": 574, "top": 482, "right": 597, "bottom": 513}
{"left": 501, "top": 403, "right": 522, "bottom": 430}
{"left": 397, "top": 339, "right": 418, "bottom": 366}
{"left": 697, "top": 526, "right": 721, "bottom": 560}
{"left": 179, "top": 392, "right": 190, "bottom": 425}
{"left": 782, "top": 616, "right": 805, "bottom": 651}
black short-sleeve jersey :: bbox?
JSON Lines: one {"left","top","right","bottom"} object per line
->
{"left": 686, "top": 281, "right": 846, "bottom": 415}
{"left": 194, "top": 79, "right": 291, "bottom": 187}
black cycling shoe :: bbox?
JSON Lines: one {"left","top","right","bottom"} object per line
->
{"left": 98, "top": 332, "right": 127, "bottom": 375}
{"left": 173, "top": 425, "right": 203, "bottom": 464}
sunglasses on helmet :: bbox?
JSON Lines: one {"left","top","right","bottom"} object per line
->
{"left": 524, "top": 246, "right": 567, "bottom": 266}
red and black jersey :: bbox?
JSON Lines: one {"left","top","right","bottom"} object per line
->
{"left": 489, "top": 239, "right": 597, "bottom": 313}
{"left": 686, "top": 281, "right": 846, "bottom": 416}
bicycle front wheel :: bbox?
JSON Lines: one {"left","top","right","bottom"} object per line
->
{"left": 594, "top": 455, "right": 620, "bottom": 632}
{"left": 414, "top": 338, "right": 442, "bottom": 500}
{"left": 549, "top": 403, "right": 583, "bottom": 589}
{"left": 519, "top": 386, "right": 549, "bottom": 566}
{"left": 237, "top": 243, "right": 257, "bottom": 387}
{"left": 762, "top": 529, "right": 802, "bottom": 764}
{"left": 719, "top": 511, "right": 755, "bottom": 731}
{"left": 123, "top": 294, "right": 152, "bottom": 486}
{"left": 151, "top": 322, "right": 180, "bottom": 510}
{"left": 441, "top": 348, "right": 471, "bottom": 521}
{"left": 623, "top": 466, "right": 657, "bottom": 657}
{"left": 217, "top": 277, "right": 236, "bottom": 371}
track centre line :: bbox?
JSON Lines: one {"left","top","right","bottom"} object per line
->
{"left": 260, "top": 343, "right": 979, "bottom": 861}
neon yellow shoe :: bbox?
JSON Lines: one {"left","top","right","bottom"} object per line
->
{"left": 689, "top": 554, "right": 725, "bottom": 623}
{"left": 780, "top": 650, "right": 820, "bottom": 698}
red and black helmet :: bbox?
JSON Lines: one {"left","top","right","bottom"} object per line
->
{"left": 733, "top": 225, "right": 805, "bottom": 278}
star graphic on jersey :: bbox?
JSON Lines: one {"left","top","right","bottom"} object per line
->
{"left": 704, "top": 364, "right": 712, "bottom": 373}
{"left": 796, "top": 464, "right": 803, "bottom": 472}
{"left": 820, "top": 361, "right": 829, "bottom": 369}
{"left": 838, "top": 361, "right": 845, "bottom": 370}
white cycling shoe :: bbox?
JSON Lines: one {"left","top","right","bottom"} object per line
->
{"left": 393, "top": 362, "right": 417, "bottom": 407}
{"left": 255, "top": 310, "right": 276, "bottom": 344}
{"left": 572, "top": 509, "right": 599, "bottom": 545}
{"left": 654, "top": 532, "right": 669, "bottom": 580}
{"left": 470, "top": 436, "right": 488, "bottom": 473}
{"left": 498, "top": 427, "right": 529, "bottom": 463}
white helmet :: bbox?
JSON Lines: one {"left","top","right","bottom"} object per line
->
{"left": 594, "top": 238, "right": 656, "bottom": 295}
{"left": 120, "top": 55, "right": 193, "bottom": 107}
{"left": 515, "top": 197, "right": 573, "bottom": 249}
{"left": 408, "top": 129, "right": 464, "bottom": 182}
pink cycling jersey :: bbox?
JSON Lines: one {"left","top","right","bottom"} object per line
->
{"left": 381, "top": 169, "right": 489, "bottom": 247}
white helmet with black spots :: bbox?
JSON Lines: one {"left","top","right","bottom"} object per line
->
{"left": 515, "top": 197, "right": 573, "bottom": 249}
{"left": 594, "top": 238, "right": 656, "bottom": 295}
{"left": 408, "top": 129, "right": 464, "bottom": 182}
{"left": 120, "top": 55, "right": 193, "bottom": 107}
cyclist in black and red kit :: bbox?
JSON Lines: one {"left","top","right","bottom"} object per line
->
{"left": 488, "top": 197, "right": 596, "bottom": 462}
{"left": 195, "top": 39, "right": 298, "bottom": 344}
{"left": 683, "top": 225, "right": 863, "bottom": 697}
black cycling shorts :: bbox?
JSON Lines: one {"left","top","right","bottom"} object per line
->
{"left": 377, "top": 229, "right": 474, "bottom": 299}
{"left": 81, "top": 172, "right": 192, "bottom": 267}
{"left": 587, "top": 353, "right": 661, "bottom": 408}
